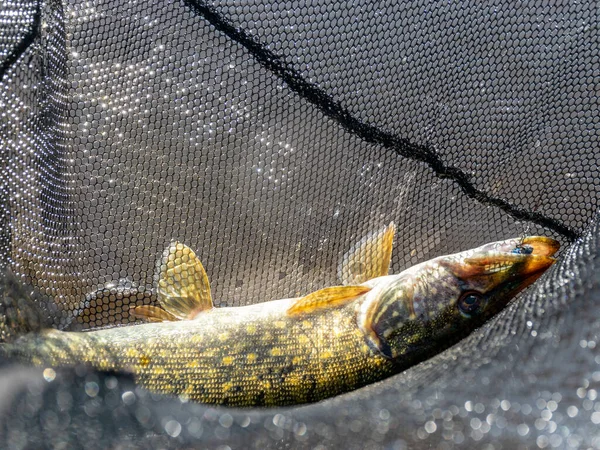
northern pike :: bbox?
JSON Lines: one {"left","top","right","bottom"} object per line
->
{"left": 0, "top": 225, "right": 559, "bottom": 406}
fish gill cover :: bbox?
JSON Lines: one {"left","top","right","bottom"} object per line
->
{"left": 0, "top": 0, "right": 599, "bottom": 448}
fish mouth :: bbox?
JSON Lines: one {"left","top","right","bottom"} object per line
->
{"left": 516, "top": 236, "right": 561, "bottom": 257}
{"left": 513, "top": 236, "right": 559, "bottom": 286}
{"left": 478, "top": 236, "right": 560, "bottom": 305}
{"left": 504, "top": 251, "right": 557, "bottom": 291}
{"left": 442, "top": 236, "right": 560, "bottom": 288}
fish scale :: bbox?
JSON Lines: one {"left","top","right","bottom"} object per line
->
{"left": 8, "top": 299, "right": 393, "bottom": 406}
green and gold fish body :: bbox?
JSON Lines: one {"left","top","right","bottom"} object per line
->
{"left": 10, "top": 296, "right": 394, "bottom": 406}
{"left": 1, "top": 226, "right": 560, "bottom": 407}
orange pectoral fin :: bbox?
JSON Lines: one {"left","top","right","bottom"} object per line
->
{"left": 287, "top": 285, "right": 371, "bottom": 316}
{"left": 130, "top": 305, "right": 179, "bottom": 322}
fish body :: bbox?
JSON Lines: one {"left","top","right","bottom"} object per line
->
{"left": 1, "top": 227, "right": 559, "bottom": 406}
{"left": 8, "top": 296, "right": 394, "bottom": 406}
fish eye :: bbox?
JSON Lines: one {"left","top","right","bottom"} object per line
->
{"left": 458, "top": 291, "right": 483, "bottom": 317}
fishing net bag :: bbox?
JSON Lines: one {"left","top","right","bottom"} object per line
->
{"left": 0, "top": 0, "right": 599, "bottom": 448}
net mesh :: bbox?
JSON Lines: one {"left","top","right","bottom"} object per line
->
{"left": 0, "top": 0, "right": 599, "bottom": 448}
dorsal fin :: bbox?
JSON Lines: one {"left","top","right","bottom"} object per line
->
{"left": 287, "top": 285, "right": 371, "bottom": 316}
{"left": 155, "top": 242, "right": 213, "bottom": 320}
{"left": 338, "top": 222, "right": 396, "bottom": 285}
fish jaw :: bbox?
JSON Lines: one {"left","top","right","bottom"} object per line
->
{"left": 357, "top": 236, "right": 559, "bottom": 359}
{"left": 438, "top": 236, "right": 559, "bottom": 306}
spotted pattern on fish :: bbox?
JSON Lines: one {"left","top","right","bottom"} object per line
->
{"left": 0, "top": 234, "right": 559, "bottom": 406}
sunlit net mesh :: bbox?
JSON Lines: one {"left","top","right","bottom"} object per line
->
{"left": 0, "top": 0, "right": 599, "bottom": 448}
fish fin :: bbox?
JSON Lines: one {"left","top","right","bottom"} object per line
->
{"left": 287, "top": 285, "right": 371, "bottom": 316}
{"left": 338, "top": 222, "right": 396, "bottom": 285}
{"left": 155, "top": 242, "right": 213, "bottom": 320}
{"left": 129, "top": 305, "right": 178, "bottom": 322}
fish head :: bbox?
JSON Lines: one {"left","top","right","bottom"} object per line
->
{"left": 357, "top": 236, "right": 559, "bottom": 360}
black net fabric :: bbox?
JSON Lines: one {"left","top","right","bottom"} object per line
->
{"left": 0, "top": 0, "right": 599, "bottom": 448}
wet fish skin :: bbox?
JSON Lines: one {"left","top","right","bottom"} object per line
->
{"left": 1, "top": 235, "right": 558, "bottom": 407}
{"left": 9, "top": 298, "right": 393, "bottom": 406}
